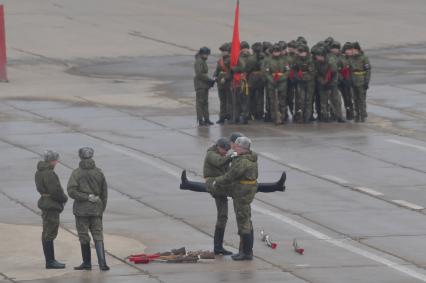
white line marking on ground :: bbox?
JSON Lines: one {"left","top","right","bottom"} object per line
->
{"left": 386, "top": 139, "right": 426, "bottom": 153}
{"left": 105, "top": 144, "right": 426, "bottom": 281}
{"left": 102, "top": 143, "right": 181, "bottom": 178}
{"left": 321, "top": 175, "right": 350, "bottom": 184}
{"left": 354, "top": 187, "right": 384, "bottom": 196}
{"left": 261, "top": 152, "right": 311, "bottom": 171}
{"left": 252, "top": 204, "right": 426, "bottom": 282}
{"left": 392, "top": 200, "right": 425, "bottom": 210}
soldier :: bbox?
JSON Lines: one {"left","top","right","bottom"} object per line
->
{"left": 68, "top": 147, "right": 109, "bottom": 271}
{"left": 350, "top": 42, "right": 371, "bottom": 122}
{"left": 339, "top": 42, "right": 354, "bottom": 120}
{"left": 314, "top": 47, "right": 337, "bottom": 122}
{"left": 263, "top": 44, "right": 290, "bottom": 125}
{"left": 262, "top": 41, "right": 273, "bottom": 122}
{"left": 214, "top": 43, "right": 232, "bottom": 124}
{"left": 35, "top": 150, "right": 68, "bottom": 269}
{"left": 194, "top": 47, "right": 215, "bottom": 126}
{"left": 231, "top": 41, "right": 251, "bottom": 124}
{"left": 286, "top": 40, "right": 298, "bottom": 121}
{"left": 248, "top": 42, "right": 265, "bottom": 120}
{"left": 207, "top": 137, "right": 258, "bottom": 261}
{"left": 328, "top": 41, "right": 345, "bottom": 122}
{"left": 293, "top": 44, "right": 315, "bottom": 123}
{"left": 203, "top": 138, "right": 234, "bottom": 255}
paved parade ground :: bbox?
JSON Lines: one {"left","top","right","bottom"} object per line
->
{"left": 1, "top": 1, "right": 426, "bottom": 282}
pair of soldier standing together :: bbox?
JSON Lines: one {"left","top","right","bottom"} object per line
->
{"left": 35, "top": 147, "right": 109, "bottom": 271}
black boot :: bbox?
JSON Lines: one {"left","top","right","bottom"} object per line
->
{"left": 198, "top": 119, "right": 205, "bottom": 126}
{"left": 74, "top": 244, "right": 92, "bottom": 270}
{"left": 231, "top": 233, "right": 253, "bottom": 261}
{"left": 42, "top": 240, "right": 66, "bottom": 269}
{"left": 179, "top": 170, "right": 207, "bottom": 192}
{"left": 257, "top": 172, "right": 286, "bottom": 193}
{"left": 213, "top": 227, "right": 233, "bottom": 255}
{"left": 204, "top": 119, "right": 214, "bottom": 126}
{"left": 95, "top": 241, "right": 110, "bottom": 271}
{"left": 216, "top": 117, "right": 226, "bottom": 124}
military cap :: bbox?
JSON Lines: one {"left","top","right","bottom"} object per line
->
{"left": 278, "top": 41, "right": 287, "bottom": 50}
{"left": 219, "top": 43, "right": 230, "bottom": 52}
{"left": 240, "top": 41, "right": 250, "bottom": 49}
{"left": 342, "top": 42, "right": 354, "bottom": 52}
{"left": 316, "top": 47, "right": 327, "bottom": 56}
{"left": 352, "top": 41, "right": 361, "bottom": 50}
{"left": 251, "top": 42, "right": 263, "bottom": 52}
{"left": 235, "top": 136, "right": 252, "bottom": 150}
{"left": 229, "top": 132, "right": 245, "bottom": 143}
{"left": 296, "top": 36, "right": 307, "bottom": 45}
{"left": 288, "top": 40, "right": 297, "bottom": 48}
{"left": 262, "top": 41, "right": 272, "bottom": 52}
{"left": 272, "top": 44, "right": 281, "bottom": 52}
{"left": 43, "top": 150, "right": 59, "bottom": 162}
{"left": 330, "top": 41, "right": 341, "bottom": 50}
{"left": 78, "top": 147, "right": 94, "bottom": 160}
{"left": 324, "top": 36, "right": 334, "bottom": 44}
{"left": 199, "top": 46, "right": 211, "bottom": 55}
{"left": 216, "top": 138, "right": 231, "bottom": 151}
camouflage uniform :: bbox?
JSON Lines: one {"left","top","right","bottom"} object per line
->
{"left": 263, "top": 44, "right": 290, "bottom": 124}
{"left": 262, "top": 42, "right": 273, "bottom": 122}
{"left": 327, "top": 44, "right": 345, "bottom": 122}
{"left": 339, "top": 42, "right": 354, "bottom": 120}
{"left": 68, "top": 147, "right": 109, "bottom": 271}
{"left": 194, "top": 47, "right": 214, "bottom": 125}
{"left": 231, "top": 42, "right": 251, "bottom": 124}
{"left": 293, "top": 46, "right": 315, "bottom": 123}
{"left": 214, "top": 44, "right": 232, "bottom": 123}
{"left": 350, "top": 43, "right": 371, "bottom": 122}
{"left": 287, "top": 40, "right": 298, "bottom": 120}
{"left": 248, "top": 42, "right": 265, "bottom": 120}
{"left": 36, "top": 161, "right": 68, "bottom": 241}
{"left": 315, "top": 48, "right": 337, "bottom": 122}
{"left": 203, "top": 145, "right": 231, "bottom": 229}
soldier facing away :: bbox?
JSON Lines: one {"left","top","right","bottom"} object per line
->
{"left": 68, "top": 147, "right": 110, "bottom": 271}
{"left": 35, "top": 150, "right": 68, "bottom": 269}
{"left": 214, "top": 43, "right": 232, "bottom": 124}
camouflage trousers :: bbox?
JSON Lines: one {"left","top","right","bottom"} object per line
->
{"left": 339, "top": 80, "right": 354, "bottom": 120}
{"left": 352, "top": 83, "right": 367, "bottom": 121}
{"left": 295, "top": 80, "right": 314, "bottom": 122}
{"left": 267, "top": 81, "right": 287, "bottom": 123}
{"left": 214, "top": 196, "right": 228, "bottom": 230}
{"left": 232, "top": 185, "right": 257, "bottom": 235}
{"left": 329, "top": 84, "right": 344, "bottom": 120}
{"left": 318, "top": 85, "right": 332, "bottom": 121}
{"left": 41, "top": 210, "right": 60, "bottom": 241}
{"left": 75, "top": 216, "right": 104, "bottom": 244}
{"left": 249, "top": 85, "right": 264, "bottom": 119}
{"left": 218, "top": 85, "right": 231, "bottom": 120}
{"left": 195, "top": 88, "right": 210, "bottom": 121}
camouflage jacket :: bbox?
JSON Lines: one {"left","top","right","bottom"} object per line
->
{"left": 263, "top": 55, "right": 290, "bottom": 84}
{"left": 213, "top": 151, "right": 258, "bottom": 190}
{"left": 67, "top": 159, "right": 108, "bottom": 217}
{"left": 194, "top": 55, "right": 211, "bottom": 90}
{"left": 35, "top": 161, "right": 68, "bottom": 212}
{"left": 293, "top": 55, "right": 315, "bottom": 82}
{"left": 247, "top": 52, "right": 265, "bottom": 87}
{"left": 203, "top": 145, "right": 231, "bottom": 178}
{"left": 214, "top": 55, "right": 232, "bottom": 89}
{"left": 315, "top": 56, "right": 337, "bottom": 87}
{"left": 350, "top": 53, "right": 371, "bottom": 86}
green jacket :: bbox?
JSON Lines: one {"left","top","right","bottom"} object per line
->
{"left": 203, "top": 145, "right": 231, "bottom": 178}
{"left": 293, "top": 55, "right": 315, "bottom": 82}
{"left": 315, "top": 56, "right": 337, "bottom": 87}
{"left": 214, "top": 55, "right": 232, "bottom": 89}
{"left": 263, "top": 55, "right": 289, "bottom": 84}
{"left": 194, "top": 55, "right": 211, "bottom": 90}
{"left": 67, "top": 159, "right": 108, "bottom": 217}
{"left": 35, "top": 161, "right": 68, "bottom": 212}
{"left": 214, "top": 151, "right": 258, "bottom": 190}
{"left": 232, "top": 52, "right": 251, "bottom": 74}
{"left": 247, "top": 52, "right": 265, "bottom": 88}
{"left": 350, "top": 53, "right": 371, "bottom": 86}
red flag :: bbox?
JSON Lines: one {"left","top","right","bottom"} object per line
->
{"left": 230, "top": 0, "right": 240, "bottom": 81}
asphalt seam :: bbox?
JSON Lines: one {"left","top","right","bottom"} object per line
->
{"left": 3, "top": 100, "right": 426, "bottom": 276}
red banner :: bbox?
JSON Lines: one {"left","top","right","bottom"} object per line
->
{"left": 0, "top": 5, "right": 7, "bottom": 82}
{"left": 230, "top": 0, "right": 240, "bottom": 81}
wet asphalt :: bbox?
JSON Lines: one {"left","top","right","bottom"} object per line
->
{"left": 1, "top": 43, "right": 426, "bottom": 283}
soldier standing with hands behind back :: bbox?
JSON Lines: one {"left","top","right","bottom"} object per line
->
{"left": 68, "top": 147, "right": 110, "bottom": 271}
{"left": 35, "top": 150, "right": 68, "bottom": 269}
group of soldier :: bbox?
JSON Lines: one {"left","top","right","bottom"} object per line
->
{"left": 35, "top": 147, "right": 109, "bottom": 271}
{"left": 193, "top": 36, "right": 371, "bottom": 126}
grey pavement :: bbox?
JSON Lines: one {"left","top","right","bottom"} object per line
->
{"left": 1, "top": 1, "right": 426, "bottom": 283}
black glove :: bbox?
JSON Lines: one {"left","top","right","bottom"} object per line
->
{"left": 208, "top": 79, "right": 215, "bottom": 88}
